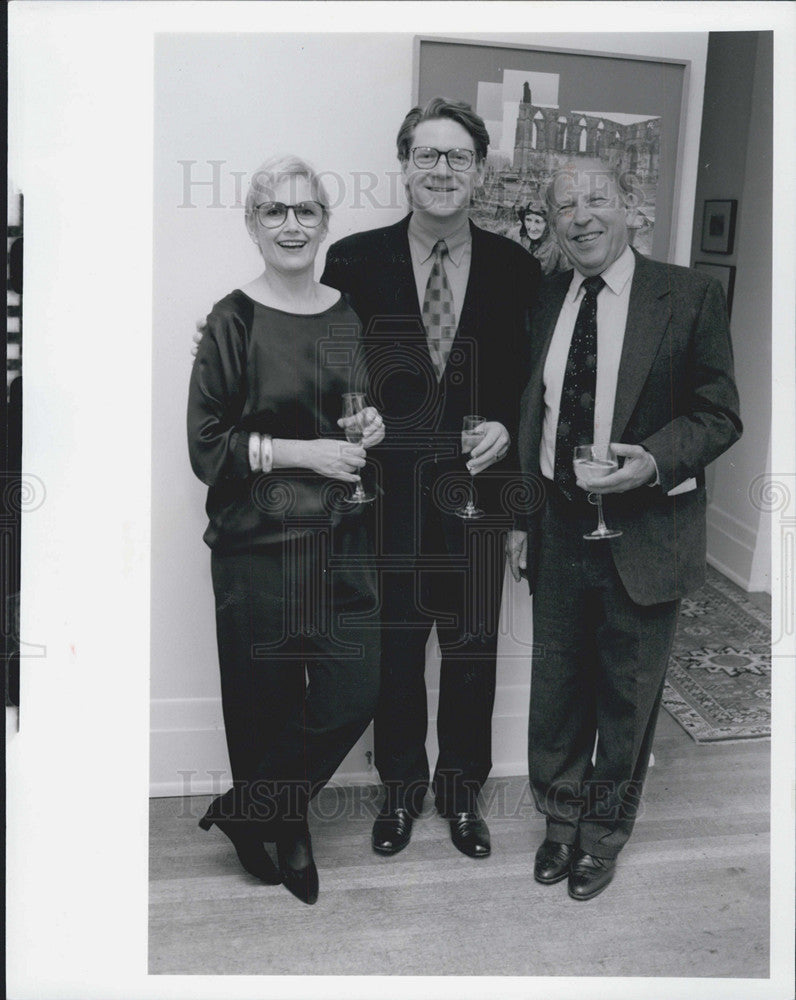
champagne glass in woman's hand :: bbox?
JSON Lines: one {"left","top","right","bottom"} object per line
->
{"left": 341, "top": 393, "right": 376, "bottom": 504}
{"left": 573, "top": 444, "right": 623, "bottom": 540}
{"left": 456, "top": 415, "right": 486, "bottom": 520}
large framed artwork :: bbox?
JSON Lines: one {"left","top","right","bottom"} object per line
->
{"left": 414, "top": 36, "right": 689, "bottom": 272}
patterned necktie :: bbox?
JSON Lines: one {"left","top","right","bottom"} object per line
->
{"left": 553, "top": 274, "right": 605, "bottom": 501}
{"left": 422, "top": 239, "right": 457, "bottom": 382}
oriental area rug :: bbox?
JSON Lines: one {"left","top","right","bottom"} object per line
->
{"left": 662, "top": 566, "right": 771, "bottom": 743}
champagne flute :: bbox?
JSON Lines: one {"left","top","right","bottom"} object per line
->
{"left": 341, "top": 392, "right": 375, "bottom": 504}
{"left": 573, "top": 444, "right": 622, "bottom": 540}
{"left": 456, "top": 415, "right": 486, "bottom": 520}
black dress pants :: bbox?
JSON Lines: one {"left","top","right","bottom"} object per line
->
{"left": 374, "top": 497, "right": 504, "bottom": 817}
{"left": 210, "top": 521, "right": 380, "bottom": 825}
{"left": 529, "top": 487, "right": 679, "bottom": 858}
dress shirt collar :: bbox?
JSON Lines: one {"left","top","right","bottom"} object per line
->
{"left": 408, "top": 212, "right": 471, "bottom": 268}
{"left": 566, "top": 243, "right": 635, "bottom": 300}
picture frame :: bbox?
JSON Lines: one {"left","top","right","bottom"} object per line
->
{"left": 413, "top": 35, "right": 690, "bottom": 264}
{"left": 700, "top": 198, "right": 738, "bottom": 254}
{"left": 694, "top": 261, "right": 736, "bottom": 318}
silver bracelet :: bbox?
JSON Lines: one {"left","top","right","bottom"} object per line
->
{"left": 260, "top": 434, "right": 274, "bottom": 474}
{"left": 248, "top": 432, "right": 262, "bottom": 472}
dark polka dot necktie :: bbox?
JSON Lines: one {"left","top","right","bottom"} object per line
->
{"left": 553, "top": 274, "right": 605, "bottom": 501}
{"left": 422, "top": 240, "right": 457, "bottom": 382}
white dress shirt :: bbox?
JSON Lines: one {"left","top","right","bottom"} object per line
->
{"left": 540, "top": 244, "right": 635, "bottom": 479}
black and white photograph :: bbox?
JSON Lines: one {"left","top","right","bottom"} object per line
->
{"left": 6, "top": 4, "right": 795, "bottom": 1000}
{"left": 700, "top": 198, "right": 739, "bottom": 255}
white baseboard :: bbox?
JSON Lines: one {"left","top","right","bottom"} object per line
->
{"left": 706, "top": 502, "right": 756, "bottom": 590}
{"left": 150, "top": 694, "right": 531, "bottom": 797}
{"left": 150, "top": 703, "right": 663, "bottom": 798}
{"left": 706, "top": 552, "right": 751, "bottom": 591}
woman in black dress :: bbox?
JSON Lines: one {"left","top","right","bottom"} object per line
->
{"left": 188, "top": 155, "right": 382, "bottom": 904}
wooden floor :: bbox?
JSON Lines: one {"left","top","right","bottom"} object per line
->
{"left": 149, "top": 710, "right": 770, "bottom": 978}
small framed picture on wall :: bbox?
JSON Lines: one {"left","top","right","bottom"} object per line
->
{"left": 700, "top": 199, "right": 738, "bottom": 254}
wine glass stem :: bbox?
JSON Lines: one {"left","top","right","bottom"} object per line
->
{"left": 596, "top": 495, "right": 608, "bottom": 533}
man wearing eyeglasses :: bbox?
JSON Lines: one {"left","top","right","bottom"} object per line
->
{"left": 322, "top": 98, "right": 541, "bottom": 860}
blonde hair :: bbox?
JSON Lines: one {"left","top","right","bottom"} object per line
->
{"left": 244, "top": 154, "right": 330, "bottom": 238}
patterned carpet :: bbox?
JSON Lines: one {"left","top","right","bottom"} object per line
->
{"left": 662, "top": 566, "right": 771, "bottom": 742}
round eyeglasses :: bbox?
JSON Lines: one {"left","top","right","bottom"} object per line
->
{"left": 410, "top": 147, "right": 476, "bottom": 172}
{"left": 254, "top": 201, "right": 326, "bottom": 229}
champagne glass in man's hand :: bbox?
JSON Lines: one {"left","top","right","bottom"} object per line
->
{"left": 573, "top": 444, "right": 623, "bottom": 540}
{"left": 456, "top": 415, "right": 486, "bottom": 520}
{"left": 340, "top": 393, "right": 376, "bottom": 504}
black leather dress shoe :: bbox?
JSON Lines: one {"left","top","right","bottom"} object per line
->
{"left": 568, "top": 850, "right": 617, "bottom": 900}
{"left": 199, "top": 807, "right": 281, "bottom": 884}
{"left": 449, "top": 812, "right": 491, "bottom": 858}
{"left": 534, "top": 839, "right": 575, "bottom": 884}
{"left": 372, "top": 806, "right": 414, "bottom": 855}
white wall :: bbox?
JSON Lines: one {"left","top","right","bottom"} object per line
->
{"left": 152, "top": 33, "right": 415, "bottom": 795}
{"left": 151, "top": 31, "right": 710, "bottom": 796}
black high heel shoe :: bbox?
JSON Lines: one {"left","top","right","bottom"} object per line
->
{"left": 199, "top": 807, "right": 281, "bottom": 885}
{"left": 276, "top": 826, "right": 319, "bottom": 905}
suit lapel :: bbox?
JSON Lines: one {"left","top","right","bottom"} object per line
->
{"left": 519, "top": 271, "right": 570, "bottom": 476}
{"left": 531, "top": 272, "right": 570, "bottom": 378}
{"left": 610, "top": 251, "right": 672, "bottom": 441}
{"left": 455, "top": 221, "right": 482, "bottom": 341}
{"left": 377, "top": 216, "right": 421, "bottom": 317}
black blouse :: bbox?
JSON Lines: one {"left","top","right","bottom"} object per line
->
{"left": 187, "top": 290, "right": 367, "bottom": 551}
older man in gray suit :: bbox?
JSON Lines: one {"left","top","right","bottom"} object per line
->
{"left": 508, "top": 157, "right": 742, "bottom": 900}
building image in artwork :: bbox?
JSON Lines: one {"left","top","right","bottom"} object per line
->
{"left": 472, "top": 77, "right": 661, "bottom": 267}
{"left": 511, "top": 81, "right": 660, "bottom": 180}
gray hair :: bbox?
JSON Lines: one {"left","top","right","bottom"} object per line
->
{"left": 244, "top": 154, "right": 330, "bottom": 236}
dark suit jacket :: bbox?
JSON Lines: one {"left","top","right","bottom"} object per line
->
{"left": 518, "top": 250, "right": 742, "bottom": 605}
{"left": 322, "top": 214, "right": 541, "bottom": 555}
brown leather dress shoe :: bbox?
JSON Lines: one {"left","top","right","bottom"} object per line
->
{"left": 567, "top": 850, "right": 617, "bottom": 900}
{"left": 534, "top": 839, "right": 575, "bottom": 884}
{"left": 449, "top": 812, "right": 491, "bottom": 858}
{"left": 372, "top": 805, "right": 414, "bottom": 855}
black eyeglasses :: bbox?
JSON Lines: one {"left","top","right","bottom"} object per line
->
{"left": 254, "top": 201, "right": 326, "bottom": 229}
{"left": 410, "top": 147, "right": 476, "bottom": 172}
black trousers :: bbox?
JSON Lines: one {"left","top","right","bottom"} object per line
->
{"left": 529, "top": 487, "right": 679, "bottom": 858}
{"left": 374, "top": 497, "right": 505, "bottom": 817}
{"left": 210, "top": 522, "right": 380, "bottom": 824}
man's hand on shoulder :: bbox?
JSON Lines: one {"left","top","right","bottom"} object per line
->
{"left": 191, "top": 319, "right": 208, "bottom": 357}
